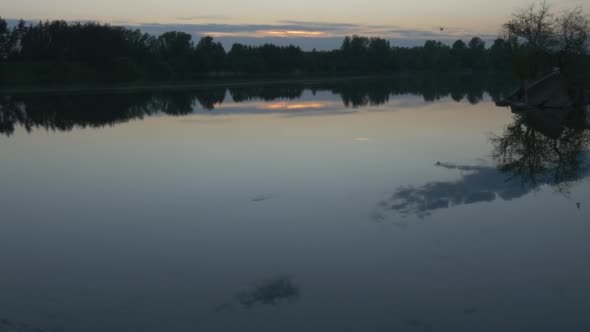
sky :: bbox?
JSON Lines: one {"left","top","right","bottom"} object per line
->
{"left": 2, "top": 0, "right": 586, "bottom": 49}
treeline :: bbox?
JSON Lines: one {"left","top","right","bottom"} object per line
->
{"left": 0, "top": 18, "right": 525, "bottom": 84}
{"left": 0, "top": 74, "right": 518, "bottom": 135}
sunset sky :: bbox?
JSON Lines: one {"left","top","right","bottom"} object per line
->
{"left": 2, "top": 0, "right": 586, "bottom": 49}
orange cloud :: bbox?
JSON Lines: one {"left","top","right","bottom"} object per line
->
{"left": 257, "top": 30, "right": 327, "bottom": 38}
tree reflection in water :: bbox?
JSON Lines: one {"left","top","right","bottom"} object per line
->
{"left": 379, "top": 107, "right": 590, "bottom": 218}
{"left": 212, "top": 276, "right": 299, "bottom": 313}
{"left": 0, "top": 74, "right": 516, "bottom": 136}
{"left": 491, "top": 111, "right": 590, "bottom": 190}
{"left": 0, "top": 318, "right": 44, "bottom": 332}
{"left": 236, "top": 276, "right": 300, "bottom": 308}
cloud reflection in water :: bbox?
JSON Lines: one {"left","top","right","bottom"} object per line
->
{"left": 380, "top": 163, "right": 528, "bottom": 218}
{"left": 379, "top": 108, "right": 590, "bottom": 219}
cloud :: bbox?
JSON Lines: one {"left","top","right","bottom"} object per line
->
{"left": 278, "top": 20, "right": 361, "bottom": 30}
{"left": 175, "top": 15, "right": 229, "bottom": 21}
{"left": 257, "top": 30, "right": 328, "bottom": 38}
{"left": 130, "top": 22, "right": 497, "bottom": 50}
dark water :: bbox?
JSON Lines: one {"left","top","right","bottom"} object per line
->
{"left": 1, "top": 77, "right": 590, "bottom": 332}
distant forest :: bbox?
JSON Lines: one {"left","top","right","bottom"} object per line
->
{"left": 1, "top": 17, "right": 588, "bottom": 85}
{"left": 0, "top": 18, "right": 521, "bottom": 85}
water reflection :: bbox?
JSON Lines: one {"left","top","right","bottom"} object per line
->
{"left": 236, "top": 276, "right": 299, "bottom": 307}
{"left": 194, "top": 88, "right": 226, "bottom": 110}
{"left": 212, "top": 276, "right": 299, "bottom": 315}
{"left": 229, "top": 85, "right": 304, "bottom": 102}
{"left": 381, "top": 107, "right": 590, "bottom": 218}
{"left": 262, "top": 101, "right": 330, "bottom": 110}
{"left": 0, "top": 75, "right": 516, "bottom": 136}
{"left": 0, "top": 318, "right": 43, "bottom": 332}
{"left": 380, "top": 162, "right": 532, "bottom": 218}
{"left": 491, "top": 110, "right": 590, "bottom": 189}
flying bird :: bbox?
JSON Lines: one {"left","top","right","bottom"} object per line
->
{"left": 440, "top": 27, "right": 444, "bottom": 32}
{"left": 577, "top": 202, "right": 581, "bottom": 209}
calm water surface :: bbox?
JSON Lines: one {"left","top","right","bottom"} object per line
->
{"left": 1, "top": 78, "right": 589, "bottom": 331}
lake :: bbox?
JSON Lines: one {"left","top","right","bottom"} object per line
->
{"left": 1, "top": 76, "right": 590, "bottom": 332}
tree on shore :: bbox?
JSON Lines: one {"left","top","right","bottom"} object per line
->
{"left": 1, "top": 4, "right": 588, "bottom": 85}
{"left": 502, "top": 1, "right": 589, "bottom": 79}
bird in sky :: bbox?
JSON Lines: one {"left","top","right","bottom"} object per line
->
{"left": 440, "top": 27, "right": 444, "bottom": 31}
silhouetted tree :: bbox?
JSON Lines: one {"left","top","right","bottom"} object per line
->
{"left": 227, "top": 43, "right": 261, "bottom": 73}
{"left": 489, "top": 38, "right": 511, "bottom": 71}
{"left": 0, "top": 17, "right": 9, "bottom": 59}
{"left": 0, "top": 17, "right": 546, "bottom": 85}
{"left": 422, "top": 40, "right": 453, "bottom": 70}
{"left": 340, "top": 35, "right": 370, "bottom": 71}
{"left": 503, "top": 1, "right": 589, "bottom": 79}
{"left": 466, "top": 37, "right": 486, "bottom": 69}
{"left": 155, "top": 31, "right": 193, "bottom": 78}
{"left": 451, "top": 39, "right": 468, "bottom": 68}
{"left": 195, "top": 36, "right": 226, "bottom": 73}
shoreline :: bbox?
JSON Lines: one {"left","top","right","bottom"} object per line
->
{"left": 0, "top": 71, "right": 513, "bottom": 96}
{"left": 0, "top": 75, "right": 381, "bottom": 96}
